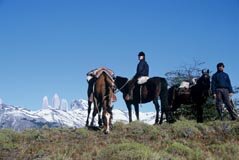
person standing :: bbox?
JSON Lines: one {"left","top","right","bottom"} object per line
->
{"left": 211, "top": 62, "right": 238, "bottom": 120}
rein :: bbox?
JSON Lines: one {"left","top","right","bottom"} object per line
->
{"left": 114, "top": 80, "right": 130, "bottom": 94}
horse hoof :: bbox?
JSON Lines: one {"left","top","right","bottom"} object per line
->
{"left": 167, "top": 119, "right": 176, "bottom": 123}
{"left": 104, "top": 131, "right": 109, "bottom": 134}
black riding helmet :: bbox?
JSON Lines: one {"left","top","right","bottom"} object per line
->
{"left": 217, "top": 62, "right": 224, "bottom": 68}
{"left": 138, "top": 51, "right": 145, "bottom": 57}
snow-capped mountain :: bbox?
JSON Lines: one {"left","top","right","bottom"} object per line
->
{"left": 0, "top": 100, "right": 157, "bottom": 131}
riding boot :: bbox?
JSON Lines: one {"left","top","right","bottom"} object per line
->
{"left": 89, "top": 93, "right": 93, "bottom": 102}
{"left": 126, "top": 86, "right": 135, "bottom": 101}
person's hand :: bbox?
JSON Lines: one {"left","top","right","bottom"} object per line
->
{"left": 229, "top": 93, "right": 233, "bottom": 97}
{"left": 213, "top": 94, "right": 216, "bottom": 99}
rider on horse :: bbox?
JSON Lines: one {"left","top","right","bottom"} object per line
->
{"left": 126, "top": 51, "right": 149, "bottom": 101}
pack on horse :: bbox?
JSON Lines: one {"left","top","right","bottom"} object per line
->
{"left": 85, "top": 67, "right": 115, "bottom": 134}
{"left": 168, "top": 69, "right": 210, "bottom": 122}
{"left": 114, "top": 76, "right": 174, "bottom": 124}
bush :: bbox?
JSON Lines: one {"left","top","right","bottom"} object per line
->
{"left": 167, "top": 142, "right": 204, "bottom": 160}
{"left": 96, "top": 142, "right": 161, "bottom": 160}
{"left": 171, "top": 119, "right": 202, "bottom": 139}
{"left": 0, "top": 129, "right": 18, "bottom": 150}
{"left": 209, "top": 143, "right": 239, "bottom": 160}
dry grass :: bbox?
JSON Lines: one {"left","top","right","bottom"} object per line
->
{"left": 0, "top": 119, "right": 239, "bottom": 160}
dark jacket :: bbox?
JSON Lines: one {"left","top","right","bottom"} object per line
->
{"left": 211, "top": 71, "right": 233, "bottom": 94}
{"left": 134, "top": 59, "right": 149, "bottom": 78}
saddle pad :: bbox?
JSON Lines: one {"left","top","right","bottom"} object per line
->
{"left": 137, "top": 76, "right": 149, "bottom": 85}
{"left": 87, "top": 67, "right": 115, "bottom": 82}
{"left": 179, "top": 81, "right": 190, "bottom": 89}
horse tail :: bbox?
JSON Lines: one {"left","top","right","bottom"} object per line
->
{"left": 160, "top": 78, "right": 168, "bottom": 110}
{"left": 160, "top": 78, "right": 175, "bottom": 123}
{"left": 167, "top": 86, "right": 175, "bottom": 107}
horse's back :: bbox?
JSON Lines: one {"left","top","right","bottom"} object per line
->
{"left": 146, "top": 77, "right": 168, "bottom": 89}
{"left": 94, "top": 72, "right": 112, "bottom": 97}
{"left": 147, "top": 76, "right": 166, "bottom": 83}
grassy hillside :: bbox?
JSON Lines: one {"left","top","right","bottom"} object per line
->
{"left": 1, "top": 119, "right": 239, "bottom": 160}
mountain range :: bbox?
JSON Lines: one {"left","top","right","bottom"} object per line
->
{"left": 0, "top": 99, "right": 156, "bottom": 131}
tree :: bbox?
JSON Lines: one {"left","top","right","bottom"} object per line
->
{"left": 233, "top": 86, "right": 239, "bottom": 109}
{"left": 165, "top": 60, "right": 205, "bottom": 86}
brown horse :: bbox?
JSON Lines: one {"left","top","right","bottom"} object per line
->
{"left": 114, "top": 76, "right": 174, "bottom": 124}
{"left": 86, "top": 72, "right": 114, "bottom": 134}
{"left": 168, "top": 69, "right": 210, "bottom": 122}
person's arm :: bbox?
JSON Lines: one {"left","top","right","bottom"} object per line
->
{"left": 135, "top": 62, "right": 143, "bottom": 77}
{"left": 226, "top": 74, "right": 233, "bottom": 94}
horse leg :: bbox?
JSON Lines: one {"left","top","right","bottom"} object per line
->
{"left": 134, "top": 103, "right": 139, "bottom": 121}
{"left": 159, "top": 111, "right": 164, "bottom": 124}
{"left": 160, "top": 92, "right": 175, "bottom": 124}
{"left": 170, "top": 103, "right": 180, "bottom": 112}
{"left": 196, "top": 104, "right": 203, "bottom": 123}
{"left": 90, "top": 98, "right": 98, "bottom": 126}
{"left": 153, "top": 99, "right": 160, "bottom": 124}
{"left": 90, "top": 105, "right": 97, "bottom": 126}
{"left": 98, "top": 102, "right": 103, "bottom": 127}
{"left": 126, "top": 101, "right": 132, "bottom": 122}
{"left": 85, "top": 100, "right": 92, "bottom": 127}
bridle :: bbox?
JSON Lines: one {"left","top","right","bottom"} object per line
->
{"left": 114, "top": 79, "right": 130, "bottom": 94}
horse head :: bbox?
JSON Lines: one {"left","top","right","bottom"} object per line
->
{"left": 194, "top": 69, "right": 211, "bottom": 99}
{"left": 198, "top": 69, "right": 210, "bottom": 89}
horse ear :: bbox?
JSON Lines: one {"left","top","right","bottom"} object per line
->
{"left": 202, "top": 70, "right": 204, "bottom": 74}
{"left": 207, "top": 69, "right": 209, "bottom": 73}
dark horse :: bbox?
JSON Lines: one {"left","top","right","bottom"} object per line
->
{"left": 168, "top": 70, "right": 210, "bottom": 122}
{"left": 114, "top": 76, "right": 174, "bottom": 124}
{"left": 86, "top": 72, "right": 114, "bottom": 134}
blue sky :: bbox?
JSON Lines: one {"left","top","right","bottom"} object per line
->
{"left": 0, "top": 0, "right": 238, "bottom": 111}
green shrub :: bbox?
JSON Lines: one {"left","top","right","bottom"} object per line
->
{"left": 96, "top": 142, "right": 161, "bottom": 160}
{"left": 167, "top": 142, "right": 204, "bottom": 160}
{"left": 0, "top": 129, "right": 18, "bottom": 150}
{"left": 171, "top": 119, "right": 202, "bottom": 139}
{"left": 209, "top": 143, "right": 239, "bottom": 160}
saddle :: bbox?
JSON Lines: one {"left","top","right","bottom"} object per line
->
{"left": 177, "top": 78, "right": 197, "bottom": 95}
{"left": 87, "top": 67, "right": 116, "bottom": 103}
{"left": 137, "top": 76, "right": 149, "bottom": 85}
{"left": 177, "top": 81, "right": 191, "bottom": 95}
{"left": 177, "top": 87, "right": 190, "bottom": 95}
{"left": 87, "top": 67, "right": 115, "bottom": 82}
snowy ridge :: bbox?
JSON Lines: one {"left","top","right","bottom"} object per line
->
{"left": 0, "top": 99, "right": 157, "bottom": 131}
